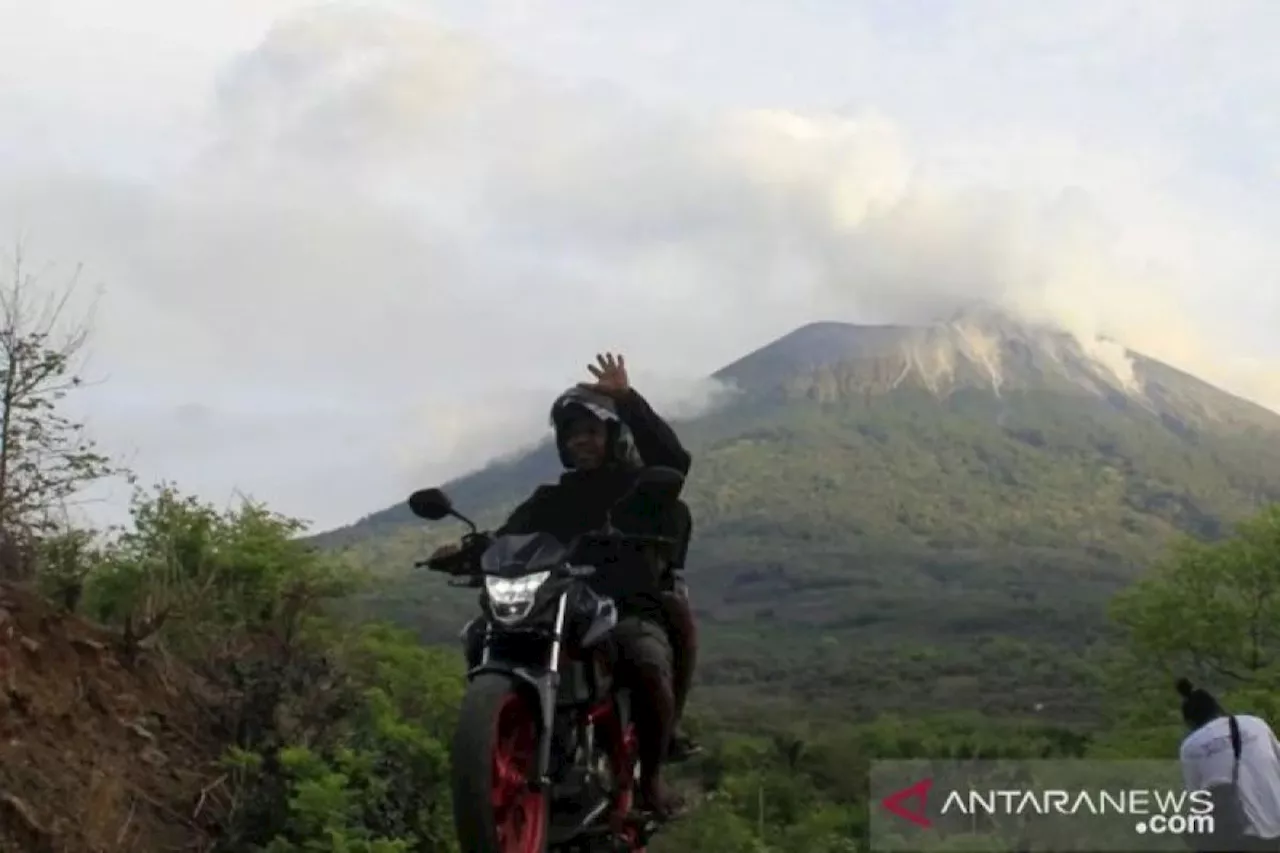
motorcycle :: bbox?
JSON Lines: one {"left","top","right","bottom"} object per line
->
{"left": 407, "top": 465, "right": 688, "bottom": 853}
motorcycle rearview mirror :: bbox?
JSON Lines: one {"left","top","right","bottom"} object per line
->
{"left": 407, "top": 488, "right": 477, "bottom": 531}
{"left": 408, "top": 488, "right": 452, "bottom": 519}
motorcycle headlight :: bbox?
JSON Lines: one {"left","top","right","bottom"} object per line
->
{"left": 485, "top": 571, "right": 550, "bottom": 622}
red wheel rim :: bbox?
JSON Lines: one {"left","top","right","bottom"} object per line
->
{"left": 491, "top": 693, "right": 547, "bottom": 853}
{"left": 619, "top": 723, "right": 639, "bottom": 815}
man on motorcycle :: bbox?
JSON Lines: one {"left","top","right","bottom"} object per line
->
{"left": 433, "top": 353, "right": 698, "bottom": 818}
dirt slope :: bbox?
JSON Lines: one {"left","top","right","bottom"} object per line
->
{"left": 0, "top": 584, "right": 221, "bottom": 852}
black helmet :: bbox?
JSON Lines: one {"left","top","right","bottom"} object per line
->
{"left": 549, "top": 386, "right": 641, "bottom": 470}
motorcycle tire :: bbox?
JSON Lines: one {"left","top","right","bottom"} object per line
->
{"left": 451, "top": 673, "right": 550, "bottom": 853}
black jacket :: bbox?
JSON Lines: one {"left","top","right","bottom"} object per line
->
{"left": 496, "top": 388, "right": 691, "bottom": 618}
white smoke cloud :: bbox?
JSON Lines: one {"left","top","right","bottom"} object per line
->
{"left": 1, "top": 1, "right": 1278, "bottom": 528}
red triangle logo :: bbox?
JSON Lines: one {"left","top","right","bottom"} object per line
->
{"left": 881, "top": 777, "right": 933, "bottom": 828}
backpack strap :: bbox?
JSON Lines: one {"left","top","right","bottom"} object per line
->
{"left": 1229, "top": 715, "right": 1242, "bottom": 786}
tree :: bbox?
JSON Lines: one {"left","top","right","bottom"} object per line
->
{"left": 1109, "top": 504, "right": 1280, "bottom": 686}
{"left": 83, "top": 483, "right": 359, "bottom": 664}
{"left": 0, "top": 245, "right": 114, "bottom": 576}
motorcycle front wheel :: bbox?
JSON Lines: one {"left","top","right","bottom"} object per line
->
{"left": 451, "top": 673, "right": 550, "bottom": 853}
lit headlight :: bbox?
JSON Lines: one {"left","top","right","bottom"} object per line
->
{"left": 485, "top": 571, "right": 550, "bottom": 622}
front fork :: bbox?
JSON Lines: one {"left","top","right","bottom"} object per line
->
{"left": 458, "top": 594, "right": 571, "bottom": 790}
{"left": 459, "top": 617, "right": 485, "bottom": 669}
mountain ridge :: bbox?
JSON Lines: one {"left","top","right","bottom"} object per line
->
{"left": 719, "top": 309, "right": 1278, "bottom": 429}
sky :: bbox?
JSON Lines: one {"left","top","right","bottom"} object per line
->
{"left": 0, "top": 0, "right": 1278, "bottom": 531}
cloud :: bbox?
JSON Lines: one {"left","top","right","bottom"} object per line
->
{"left": 2, "top": 1, "right": 1279, "bottom": 528}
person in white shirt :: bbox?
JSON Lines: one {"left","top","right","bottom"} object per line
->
{"left": 1178, "top": 678, "right": 1280, "bottom": 851}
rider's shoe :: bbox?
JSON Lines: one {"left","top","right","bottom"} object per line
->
{"left": 636, "top": 782, "right": 686, "bottom": 822}
{"left": 666, "top": 732, "right": 703, "bottom": 763}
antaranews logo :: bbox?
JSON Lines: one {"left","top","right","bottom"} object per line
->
{"left": 870, "top": 761, "right": 1218, "bottom": 852}
{"left": 880, "top": 778, "right": 933, "bottom": 828}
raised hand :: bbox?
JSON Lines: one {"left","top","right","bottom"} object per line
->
{"left": 580, "top": 352, "right": 630, "bottom": 398}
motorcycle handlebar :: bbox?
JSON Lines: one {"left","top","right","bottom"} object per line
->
{"left": 415, "top": 530, "right": 678, "bottom": 576}
{"left": 575, "top": 532, "right": 675, "bottom": 549}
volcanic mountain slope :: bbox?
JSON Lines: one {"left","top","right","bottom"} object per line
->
{"left": 319, "top": 307, "right": 1280, "bottom": 711}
